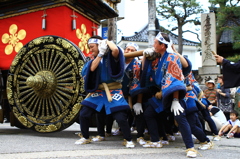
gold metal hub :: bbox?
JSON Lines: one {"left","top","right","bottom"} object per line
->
{"left": 26, "top": 71, "right": 57, "bottom": 99}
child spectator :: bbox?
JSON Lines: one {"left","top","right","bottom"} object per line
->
{"left": 204, "top": 80, "right": 217, "bottom": 106}
{"left": 218, "top": 110, "right": 240, "bottom": 139}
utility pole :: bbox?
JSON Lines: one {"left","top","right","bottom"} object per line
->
{"left": 107, "top": 17, "right": 117, "bottom": 43}
{"left": 107, "top": 0, "right": 120, "bottom": 43}
{"left": 148, "top": 0, "right": 156, "bottom": 48}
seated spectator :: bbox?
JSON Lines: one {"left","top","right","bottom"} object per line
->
{"left": 234, "top": 86, "right": 240, "bottom": 116}
{"left": 205, "top": 105, "right": 227, "bottom": 132}
{"left": 218, "top": 110, "right": 240, "bottom": 139}
{"left": 204, "top": 80, "right": 217, "bottom": 106}
{"left": 230, "top": 87, "right": 236, "bottom": 108}
{"left": 216, "top": 76, "right": 233, "bottom": 120}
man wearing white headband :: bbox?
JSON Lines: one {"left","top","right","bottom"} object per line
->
{"left": 121, "top": 42, "right": 148, "bottom": 145}
{"left": 75, "top": 35, "right": 135, "bottom": 148}
{"left": 126, "top": 42, "right": 139, "bottom": 51}
{"left": 140, "top": 32, "right": 198, "bottom": 157}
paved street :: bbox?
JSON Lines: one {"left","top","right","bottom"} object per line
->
{"left": 0, "top": 122, "right": 240, "bottom": 159}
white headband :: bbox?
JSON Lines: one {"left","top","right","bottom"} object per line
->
{"left": 88, "top": 38, "right": 100, "bottom": 44}
{"left": 126, "top": 42, "right": 139, "bottom": 51}
{"left": 166, "top": 39, "right": 174, "bottom": 53}
{"left": 155, "top": 32, "right": 170, "bottom": 45}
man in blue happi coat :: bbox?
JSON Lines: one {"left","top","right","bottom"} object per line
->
{"left": 184, "top": 71, "right": 214, "bottom": 149}
{"left": 122, "top": 42, "right": 148, "bottom": 145}
{"left": 74, "top": 35, "right": 134, "bottom": 148}
{"left": 140, "top": 32, "right": 198, "bottom": 157}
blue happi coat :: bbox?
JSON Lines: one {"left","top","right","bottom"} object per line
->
{"left": 81, "top": 47, "right": 130, "bottom": 115}
{"left": 122, "top": 58, "right": 145, "bottom": 98}
{"left": 141, "top": 51, "right": 186, "bottom": 113}
{"left": 184, "top": 72, "right": 202, "bottom": 114}
{"left": 185, "top": 71, "right": 210, "bottom": 114}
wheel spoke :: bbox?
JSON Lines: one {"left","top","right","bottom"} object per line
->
{"left": 26, "top": 60, "right": 38, "bottom": 74}
{"left": 57, "top": 77, "right": 73, "bottom": 82}
{"left": 41, "top": 99, "right": 45, "bottom": 118}
{"left": 24, "top": 94, "right": 38, "bottom": 110}
{"left": 54, "top": 62, "right": 68, "bottom": 75}
{"left": 21, "top": 70, "right": 33, "bottom": 77}
{"left": 55, "top": 65, "right": 72, "bottom": 77}
{"left": 57, "top": 83, "right": 74, "bottom": 87}
{"left": 36, "top": 99, "right": 42, "bottom": 118}
{"left": 19, "top": 85, "right": 30, "bottom": 91}
{"left": 55, "top": 91, "right": 68, "bottom": 106}
{"left": 50, "top": 54, "right": 60, "bottom": 71}
{"left": 41, "top": 51, "right": 46, "bottom": 69}
{"left": 32, "top": 98, "right": 40, "bottom": 116}
{"left": 19, "top": 88, "right": 33, "bottom": 97}
{"left": 47, "top": 98, "right": 56, "bottom": 116}
{"left": 31, "top": 55, "right": 40, "bottom": 71}
{"left": 57, "top": 85, "right": 75, "bottom": 94}
{"left": 56, "top": 70, "right": 72, "bottom": 79}
{"left": 52, "top": 55, "right": 63, "bottom": 72}
{"left": 24, "top": 62, "right": 36, "bottom": 75}
{"left": 52, "top": 94, "right": 62, "bottom": 115}
{"left": 36, "top": 54, "right": 43, "bottom": 70}
{"left": 48, "top": 49, "right": 55, "bottom": 70}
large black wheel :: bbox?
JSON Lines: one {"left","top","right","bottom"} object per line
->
{"left": 7, "top": 35, "right": 86, "bottom": 132}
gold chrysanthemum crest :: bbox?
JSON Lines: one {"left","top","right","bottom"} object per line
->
{"left": 1, "top": 24, "right": 26, "bottom": 55}
{"left": 76, "top": 24, "right": 91, "bottom": 54}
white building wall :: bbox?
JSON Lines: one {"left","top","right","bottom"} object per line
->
{"left": 175, "top": 45, "right": 202, "bottom": 70}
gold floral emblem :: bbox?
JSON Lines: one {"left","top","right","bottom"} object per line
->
{"left": 1, "top": 24, "right": 26, "bottom": 55}
{"left": 76, "top": 24, "right": 90, "bottom": 54}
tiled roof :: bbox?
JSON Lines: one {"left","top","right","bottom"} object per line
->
{"left": 122, "top": 17, "right": 240, "bottom": 45}
{"left": 220, "top": 18, "right": 240, "bottom": 44}
{"left": 121, "top": 24, "right": 199, "bottom": 46}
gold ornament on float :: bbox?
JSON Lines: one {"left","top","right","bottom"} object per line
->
{"left": 76, "top": 24, "right": 90, "bottom": 54}
{"left": 1, "top": 24, "right": 26, "bottom": 55}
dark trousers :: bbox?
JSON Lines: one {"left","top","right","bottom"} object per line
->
{"left": 95, "top": 109, "right": 108, "bottom": 137}
{"left": 111, "top": 109, "right": 134, "bottom": 133}
{"left": 127, "top": 109, "right": 134, "bottom": 127}
{"left": 164, "top": 112, "right": 178, "bottom": 135}
{"left": 144, "top": 105, "right": 167, "bottom": 142}
{"left": 105, "top": 115, "right": 114, "bottom": 134}
{"left": 80, "top": 106, "right": 132, "bottom": 141}
{"left": 134, "top": 111, "right": 146, "bottom": 138}
{"left": 173, "top": 109, "right": 194, "bottom": 149}
{"left": 201, "top": 108, "right": 218, "bottom": 135}
{"left": 198, "top": 111, "right": 205, "bottom": 131}
{"left": 96, "top": 113, "right": 114, "bottom": 135}
{"left": 144, "top": 103, "right": 194, "bottom": 148}
{"left": 158, "top": 112, "right": 168, "bottom": 141}
{"left": 144, "top": 104, "right": 160, "bottom": 142}
{"left": 144, "top": 102, "right": 194, "bottom": 149}
{"left": 186, "top": 112, "right": 210, "bottom": 143}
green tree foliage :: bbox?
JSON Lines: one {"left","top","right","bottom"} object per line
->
{"left": 226, "top": 53, "right": 240, "bottom": 63}
{"left": 209, "top": 0, "right": 240, "bottom": 49}
{"left": 156, "top": 0, "right": 204, "bottom": 54}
